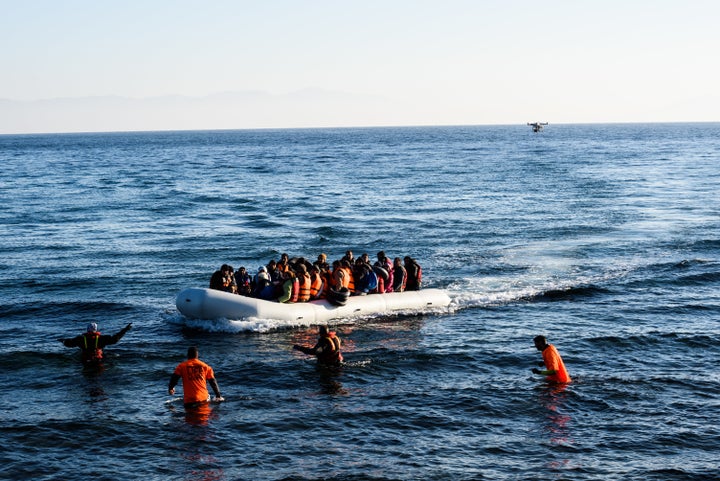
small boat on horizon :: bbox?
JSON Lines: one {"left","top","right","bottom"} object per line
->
{"left": 527, "top": 122, "right": 548, "bottom": 132}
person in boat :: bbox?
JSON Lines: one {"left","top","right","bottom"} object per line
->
{"left": 333, "top": 259, "right": 356, "bottom": 294}
{"left": 355, "top": 252, "right": 380, "bottom": 294}
{"left": 308, "top": 264, "right": 326, "bottom": 300}
{"left": 353, "top": 257, "right": 377, "bottom": 295}
{"left": 392, "top": 257, "right": 407, "bottom": 292}
{"left": 266, "top": 259, "right": 278, "bottom": 276}
{"left": 277, "top": 270, "right": 299, "bottom": 303}
{"left": 319, "top": 263, "right": 335, "bottom": 297}
{"left": 169, "top": 346, "right": 224, "bottom": 408}
{"left": 531, "top": 335, "right": 571, "bottom": 384}
{"left": 276, "top": 259, "right": 289, "bottom": 275}
{"left": 224, "top": 265, "right": 238, "bottom": 293}
{"left": 291, "top": 256, "right": 313, "bottom": 273}
{"left": 375, "top": 251, "right": 394, "bottom": 293}
{"left": 341, "top": 250, "right": 354, "bottom": 265}
{"left": 293, "top": 325, "right": 343, "bottom": 367}
{"left": 403, "top": 256, "right": 423, "bottom": 291}
{"left": 209, "top": 264, "right": 229, "bottom": 291}
{"left": 269, "top": 261, "right": 288, "bottom": 297}
{"left": 234, "top": 266, "right": 253, "bottom": 296}
{"left": 59, "top": 322, "right": 132, "bottom": 366}
{"left": 254, "top": 266, "right": 273, "bottom": 299}
{"left": 296, "top": 264, "right": 312, "bottom": 302}
{"left": 316, "top": 253, "right": 330, "bottom": 271}
{"left": 275, "top": 253, "right": 292, "bottom": 276}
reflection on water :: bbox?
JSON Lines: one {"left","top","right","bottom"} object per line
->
{"left": 87, "top": 386, "right": 107, "bottom": 401}
{"left": 167, "top": 401, "right": 219, "bottom": 426}
{"left": 168, "top": 402, "right": 225, "bottom": 481}
{"left": 184, "top": 403, "right": 217, "bottom": 426}
{"left": 537, "top": 384, "right": 573, "bottom": 447}
{"left": 533, "top": 383, "right": 576, "bottom": 473}
{"left": 317, "top": 366, "right": 348, "bottom": 396}
{"left": 82, "top": 366, "right": 109, "bottom": 402}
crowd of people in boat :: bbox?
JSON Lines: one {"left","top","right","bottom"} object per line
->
{"left": 209, "top": 250, "right": 423, "bottom": 305}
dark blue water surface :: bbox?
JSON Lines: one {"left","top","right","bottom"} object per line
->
{"left": 1, "top": 124, "right": 719, "bottom": 480}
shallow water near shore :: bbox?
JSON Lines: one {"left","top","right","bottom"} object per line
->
{"left": 1, "top": 123, "right": 719, "bottom": 480}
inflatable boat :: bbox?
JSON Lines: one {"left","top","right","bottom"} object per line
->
{"left": 176, "top": 287, "right": 451, "bottom": 323}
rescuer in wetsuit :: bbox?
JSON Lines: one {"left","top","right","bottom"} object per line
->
{"left": 293, "top": 325, "right": 343, "bottom": 367}
{"left": 59, "top": 322, "right": 132, "bottom": 366}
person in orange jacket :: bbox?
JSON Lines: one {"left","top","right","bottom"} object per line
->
{"left": 293, "top": 326, "right": 343, "bottom": 367}
{"left": 296, "top": 264, "right": 312, "bottom": 302}
{"left": 308, "top": 265, "right": 326, "bottom": 300}
{"left": 531, "top": 335, "right": 571, "bottom": 383}
{"left": 169, "top": 346, "right": 224, "bottom": 408}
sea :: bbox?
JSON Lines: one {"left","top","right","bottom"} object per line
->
{"left": 1, "top": 123, "right": 718, "bottom": 480}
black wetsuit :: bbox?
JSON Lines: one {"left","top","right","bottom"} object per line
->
{"left": 60, "top": 325, "right": 131, "bottom": 365}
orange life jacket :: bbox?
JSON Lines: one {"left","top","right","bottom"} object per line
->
{"left": 317, "top": 333, "right": 343, "bottom": 365}
{"left": 335, "top": 266, "right": 355, "bottom": 292}
{"left": 81, "top": 332, "right": 103, "bottom": 364}
{"left": 375, "top": 276, "right": 385, "bottom": 294}
{"left": 297, "top": 273, "right": 311, "bottom": 302}
{"left": 325, "top": 269, "right": 336, "bottom": 290}
{"left": 309, "top": 272, "right": 325, "bottom": 299}
{"left": 290, "top": 277, "right": 299, "bottom": 303}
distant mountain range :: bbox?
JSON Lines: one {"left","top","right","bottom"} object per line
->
{"left": 0, "top": 89, "right": 410, "bottom": 134}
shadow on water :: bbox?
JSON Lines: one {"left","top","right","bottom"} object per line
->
{"left": 315, "top": 365, "right": 349, "bottom": 396}
{"left": 81, "top": 364, "right": 110, "bottom": 402}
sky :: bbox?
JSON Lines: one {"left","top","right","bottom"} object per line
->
{"left": 1, "top": 0, "right": 718, "bottom": 133}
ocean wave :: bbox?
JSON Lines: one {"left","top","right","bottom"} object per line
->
{"left": 586, "top": 332, "right": 719, "bottom": 351}
{"left": 448, "top": 279, "right": 613, "bottom": 309}
{"left": 628, "top": 260, "right": 687, "bottom": 276}
{"left": 521, "top": 285, "right": 612, "bottom": 302}
{"left": 675, "top": 271, "right": 720, "bottom": 285}
{"left": 0, "top": 300, "right": 135, "bottom": 319}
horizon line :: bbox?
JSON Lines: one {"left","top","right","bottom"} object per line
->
{"left": 2, "top": 120, "right": 718, "bottom": 137}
